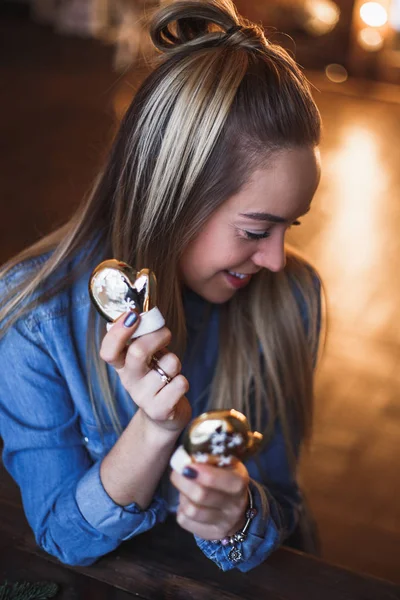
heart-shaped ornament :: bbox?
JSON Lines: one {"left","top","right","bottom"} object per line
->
{"left": 183, "top": 409, "right": 263, "bottom": 467}
{"left": 89, "top": 259, "right": 157, "bottom": 323}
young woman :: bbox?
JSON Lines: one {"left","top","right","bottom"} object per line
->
{"left": 0, "top": 0, "right": 322, "bottom": 572}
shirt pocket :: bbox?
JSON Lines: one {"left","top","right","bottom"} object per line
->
{"left": 79, "top": 420, "right": 118, "bottom": 461}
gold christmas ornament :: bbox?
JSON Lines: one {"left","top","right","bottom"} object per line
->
{"left": 183, "top": 409, "right": 263, "bottom": 467}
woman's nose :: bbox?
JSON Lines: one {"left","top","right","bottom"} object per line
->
{"left": 251, "top": 235, "right": 286, "bottom": 273}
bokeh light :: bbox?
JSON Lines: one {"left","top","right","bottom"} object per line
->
{"left": 325, "top": 63, "right": 349, "bottom": 82}
{"left": 305, "top": 0, "right": 341, "bottom": 35}
{"left": 358, "top": 27, "right": 385, "bottom": 50}
{"left": 360, "top": 2, "right": 388, "bottom": 27}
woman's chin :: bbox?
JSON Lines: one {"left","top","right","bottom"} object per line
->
{"left": 206, "top": 289, "right": 237, "bottom": 304}
{"left": 188, "top": 281, "right": 237, "bottom": 304}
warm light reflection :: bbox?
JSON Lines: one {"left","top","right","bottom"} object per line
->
{"left": 325, "top": 63, "right": 348, "bottom": 82}
{"left": 390, "top": 0, "right": 400, "bottom": 28}
{"left": 358, "top": 26, "right": 385, "bottom": 50}
{"left": 360, "top": 2, "right": 388, "bottom": 27}
{"left": 305, "top": 0, "right": 340, "bottom": 35}
{"left": 316, "top": 126, "right": 389, "bottom": 324}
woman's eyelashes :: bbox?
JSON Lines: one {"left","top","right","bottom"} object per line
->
{"left": 242, "top": 229, "right": 271, "bottom": 240}
{"left": 241, "top": 220, "right": 302, "bottom": 241}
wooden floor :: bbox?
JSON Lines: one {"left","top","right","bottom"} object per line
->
{"left": 1, "top": 7, "right": 399, "bottom": 585}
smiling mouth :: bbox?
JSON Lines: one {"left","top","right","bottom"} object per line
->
{"left": 226, "top": 269, "right": 261, "bottom": 278}
{"left": 227, "top": 270, "right": 249, "bottom": 280}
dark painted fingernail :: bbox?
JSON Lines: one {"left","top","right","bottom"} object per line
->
{"left": 182, "top": 467, "right": 198, "bottom": 479}
{"left": 124, "top": 311, "right": 139, "bottom": 328}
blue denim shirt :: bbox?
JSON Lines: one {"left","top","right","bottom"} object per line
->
{"left": 0, "top": 248, "right": 317, "bottom": 571}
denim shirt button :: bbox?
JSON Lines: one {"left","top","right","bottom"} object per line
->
{"left": 83, "top": 437, "right": 89, "bottom": 444}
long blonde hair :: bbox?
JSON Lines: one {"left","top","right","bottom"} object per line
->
{"left": 0, "top": 0, "right": 322, "bottom": 465}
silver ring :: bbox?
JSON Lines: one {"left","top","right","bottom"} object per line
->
{"left": 151, "top": 358, "right": 172, "bottom": 385}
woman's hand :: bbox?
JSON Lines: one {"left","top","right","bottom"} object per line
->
{"left": 99, "top": 311, "right": 192, "bottom": 433}
{"left": 170, "top": 461, "right": 250, "bottom": 540}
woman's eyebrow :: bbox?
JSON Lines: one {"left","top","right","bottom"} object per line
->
{"left": 239, "top": 206, "right": 311, "bottom": 223}
{"left": 239, "top": 212, "right": 288, "bottom": 223}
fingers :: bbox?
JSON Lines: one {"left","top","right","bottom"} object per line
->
{"left": 99, "top": 312, "right": 191, "bottom": 431}
{"left": 99, "top": 311, "right": 140, "bottom": 369}
{"left": 175, "top": 479, "right": 248, "bottom": 540}
{"left": 140, "top": 375, "right": 189, "bottom": 422}
{"left": 100, "top": 315, "right": 172, "bottom": 375}
{"left": 177, "top": 492, "right": 223, "bottom": 530}
{"left": 177, "top": 492, "right": 241, "bottom": 540}
{"left": 123, "top": 326, "right": 172, "bottom": 375}
{"left": 147, "top": 352, "right": 182, "bottom": 390}
{"left": 120, "top": 347, "right": 187, "bottom": 415}
{"left": 141, "top": 352, "right": 184, "bottom": 400}
{"left": 170, "top": 462, "right": 249, "bottom": 538}
{"left": 176, "top": 514, "right": 227, "bottom": 541}
{"left": 172, "top": 462, "right": 249, "bottom": 496}
{"left": 170, "top": 470, "right": 231, "bottom": 509}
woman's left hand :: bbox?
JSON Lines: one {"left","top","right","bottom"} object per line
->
{"left": 170, "top": 461, "right": 250, "bottom": 540}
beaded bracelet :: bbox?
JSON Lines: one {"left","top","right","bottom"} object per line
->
{"left": 212, "top": 487, "right": 257, "bottom": 563}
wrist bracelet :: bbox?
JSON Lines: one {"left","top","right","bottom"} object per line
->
{"left": 212, "top": 487, "right": 257, "bottom": 563}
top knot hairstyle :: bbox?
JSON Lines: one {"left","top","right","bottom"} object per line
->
{"left": 150, "top": 0, "right": 267, "bottom": 54}
{"left": 0, "top": 0, "right": 323, "bottom": 461}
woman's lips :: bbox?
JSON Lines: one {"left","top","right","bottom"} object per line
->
{"left": 223, "top": 270, "right": 252, "bottom": 289}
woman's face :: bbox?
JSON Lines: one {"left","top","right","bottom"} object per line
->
{"left": 179, "top": 146, "right": 321, "bottom": 304}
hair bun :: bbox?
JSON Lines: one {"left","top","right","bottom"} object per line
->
{"left": 149, "top": 0, "right": 240, "bottom": 55}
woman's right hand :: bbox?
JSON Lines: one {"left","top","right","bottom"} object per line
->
{"left": 99, "top": 311, "right": 192, "bottom": 433}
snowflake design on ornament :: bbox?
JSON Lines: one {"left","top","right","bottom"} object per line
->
{"left": 211, "top": 444, "right": 225, "bottom": 455}
{"left": 209, "top": 427, "right": 228, "bottom": 455}
{"left": 227, "top": 433, "right": 243, "bottom": 448}
{"left": 209, "top": 426, "right": 244, "bottom": 456}
{"left": 194, "top": 453, "right": 209, "bottom": 463}
{"left": 211, "top": 432, "right": 228, "bottom": 444}
{"left": 218, "top": 455, "right": 233, "bottom": 467}
{"left": 122, "top": 298, "right": 138, "bottom": 311}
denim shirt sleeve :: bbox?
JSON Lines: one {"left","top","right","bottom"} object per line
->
{"left": 0, "top": 308, "right": 168, "bottom": 566}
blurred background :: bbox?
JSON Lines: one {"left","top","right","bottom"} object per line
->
{"left": 1, "top": 0, "right": 399, "bottom": 585}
